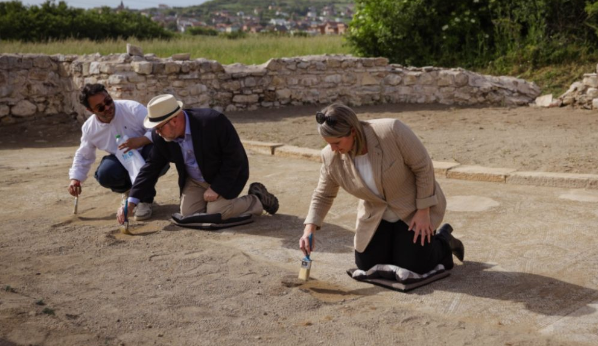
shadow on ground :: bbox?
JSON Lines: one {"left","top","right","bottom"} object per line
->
{"left": 414, "top": 261, "right": 598, "bottom": 317}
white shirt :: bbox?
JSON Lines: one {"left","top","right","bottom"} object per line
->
{"left": 354, "top": 153, "right": 400, "bottom": 222}
{"left": 69, "top": 100, "right": 151, "bottom": 182}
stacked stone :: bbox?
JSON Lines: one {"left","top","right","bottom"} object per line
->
{"left": 70, "top": 51, "right": 225, "bottom": 118}
{"left": 558, "top": 69, "right": 598, "bottom": 109}
{"left": 383, "top": 65, "right": 539, "bottom": 106}
{"left": 0, "top": 49, "right": 542, "bottom": 126}
{"left": 0, "top": 54, "right": 78, "bottom": 124}
{"left": 224, "top": 55, "right": 540, "bottom": 111}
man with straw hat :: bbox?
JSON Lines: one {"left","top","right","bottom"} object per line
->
{"left": 117, "top": 94, "right": 279, "bottom": 227}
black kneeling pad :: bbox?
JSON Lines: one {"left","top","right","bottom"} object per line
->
{"left": 347, "top": 264, "right": 449, "bottom": 292}
{"left": 171, "top": 212, "right": 253, "bottom": 230}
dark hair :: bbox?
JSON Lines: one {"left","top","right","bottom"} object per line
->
{"left": 79, "top": 83, "right": 108, "bottom": 109}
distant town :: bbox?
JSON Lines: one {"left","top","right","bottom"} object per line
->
{"left": 114, "top": 1, "right": 353, "bottom": 35}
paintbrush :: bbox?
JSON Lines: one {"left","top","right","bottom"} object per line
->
{"left": 298, "top": 233, "right": 313, "bottom": 281}
{"left": 72, "top": 182, "right": 80, "bottom": 215}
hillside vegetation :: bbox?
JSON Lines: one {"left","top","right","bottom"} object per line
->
{"left": 347, "top": 0, "right": 598, "bottom": 96}
{"left": 177, "top": 0, "right": 353, "bottom": 19}
{"left": 1, "top": 0, "right": 597, "bottom": 96}
{"left": 0, "top": 1, "right": 171, "bottom": 41}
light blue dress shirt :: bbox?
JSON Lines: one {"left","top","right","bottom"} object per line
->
{"left": 128, "top": 111, "right": 205, "bottom": 206}
{"left": 175, "top": 112, "right": 205, "bottom": 183}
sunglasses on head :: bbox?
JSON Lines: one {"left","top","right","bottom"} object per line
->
{"left": 315, "top": 111, "right": 337, "bottom": 126}
{"left": 94, "top": 97, "right": 113, "bottom": 113}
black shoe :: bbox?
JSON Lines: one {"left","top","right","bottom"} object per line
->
{"left": 248, "top": 182, "right": 279, "bottom": 215}
{"left": 437, "top": 223, "right": 464, "bottom": 262}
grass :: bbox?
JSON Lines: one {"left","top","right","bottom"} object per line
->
{"left": 517, "top": 63, "right": 596, "bottom": 97}
{"left": 0, "top": 35, "right": 351, "bottom": 65}
{"left": 476, "top": 61, "right": 596, "bottom": 97}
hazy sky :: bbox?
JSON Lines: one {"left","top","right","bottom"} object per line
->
{"left": 15, "top": 0, "right": 209, "bottom": 10}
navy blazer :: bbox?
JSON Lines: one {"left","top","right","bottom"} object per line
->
{"left": 130, "top": 108, "right": 249, "bottom": 201}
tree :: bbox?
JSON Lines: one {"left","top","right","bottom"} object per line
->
{"left": 0, "top": 0, "right": 172, "bottom": 42}
{"left": 346, "top": 0, "right": 598, "bottom": 68}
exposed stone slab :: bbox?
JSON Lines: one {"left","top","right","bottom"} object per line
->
{"left": 242, "top": 140, "right": 284, "bottom": 155}
{"left": 447, "top": 165, "right": 516, "bottom": 183}
{"left": 446, "top": 195, "right": 500, "bottom": 212}
{"left": 274, "top": 145, "right": 321, "bottom": 162}
{"left": 507, "top": 171, "right": 598, "bottom": 189}
{"left": 433, "top": 161, "right": 460, "bottom": 177}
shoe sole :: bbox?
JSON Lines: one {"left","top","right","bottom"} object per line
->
{"left": 249, "top": 183, "right": 279, "bottom": 215}
{"left": 171, "top": 213, "right": 253, "bottom": 230}
{"left": 134, "top": 214, "right": 152, "bottom": 221}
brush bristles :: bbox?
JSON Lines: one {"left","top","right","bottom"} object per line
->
{"left": 298, "top": 267, "right": 310, "bottom": 281}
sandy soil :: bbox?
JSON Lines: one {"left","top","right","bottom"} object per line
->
{"left": 0, "top": 104, "right": 596, "bottom": 346}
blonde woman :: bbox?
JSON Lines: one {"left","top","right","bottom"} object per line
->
{"left": 300, "top": 103, "right": 463, "bottom": 274}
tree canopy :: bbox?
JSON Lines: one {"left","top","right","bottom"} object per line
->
{"left": 0, "top": 0, "right": 172, "bottom": 42}
{"left": 346, "top": 0, "right": 598, "bottom": 69}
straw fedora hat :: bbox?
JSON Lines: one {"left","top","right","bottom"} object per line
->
{"left": 144, "top": 94, "right": 184, "bottom": 129}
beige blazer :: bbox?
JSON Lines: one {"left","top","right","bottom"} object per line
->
{"left": 305, "top": 118, "right": 446, "bottom": 252}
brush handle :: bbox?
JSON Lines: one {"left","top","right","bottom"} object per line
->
{"left": 123, "top": 201, "right": 128, "bottom": 223}
{"left": 304, "top": 233, "right": 313, "bottom": 261}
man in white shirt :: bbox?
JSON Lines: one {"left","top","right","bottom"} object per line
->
{"left": 67, "top": 83, "right": 167, "bottom": 220}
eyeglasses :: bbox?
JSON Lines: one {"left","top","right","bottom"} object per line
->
{"left": 315, "top": 111, "right": 337, "bottom": 126}
{"left": 94, "top": 97, "right": 113, "bottom": 113}
{"left": 155, "top": 117, "right": 174, "bottom": 132}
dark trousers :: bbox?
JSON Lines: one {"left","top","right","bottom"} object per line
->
{"left": 355, "top": 219, "right": 452, "bottom": 274}
{"left": 94, "top": 144, "right": 168, "bottom": 203}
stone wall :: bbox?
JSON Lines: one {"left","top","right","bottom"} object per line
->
{"left": 555, "top": 66, "right": 598, "bottom": 109}
{"left": 0, "top": 52, "right": 541, "bottom": 125}
{"left": 0, "top": 54, "right": 79, "bottom": 123}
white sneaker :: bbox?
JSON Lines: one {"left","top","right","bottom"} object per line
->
{"left": 134, "top": 202, "right": 153, "bottom": 221}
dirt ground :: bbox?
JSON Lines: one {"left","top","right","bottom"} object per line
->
{"left": 1, "top": 103, "right": 598, "bottom": 346}
{"left": 1, "top": 103, "right": 597, "bottom": 174}
{"left": 229, "top": 103, "right": 598, "bottom": 175}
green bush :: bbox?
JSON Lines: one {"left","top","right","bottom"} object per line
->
{"left": 291, "top": 31, "right": 310, "bottom": 37}
{"left": 0, "top": 0, "right": 172, "bottom": 42}
{"left": 347, "top": 0, "right": 598, "bottom": 69}
{"left": 220, "top": 31, "right": 248, "bottom": 40}
{"left": 346, "top": 0, "right": 492, "bottom": 67}
{"left": 186, "top": 26, "right": 218, "bottom": 36}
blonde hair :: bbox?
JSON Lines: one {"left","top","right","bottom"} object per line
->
{"left": 317, "top": 103, "right": 366, "bottom": 157}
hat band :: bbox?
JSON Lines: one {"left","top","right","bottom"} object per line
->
{"left": 149, "top": 106, "right": 180, "bottom": 123}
